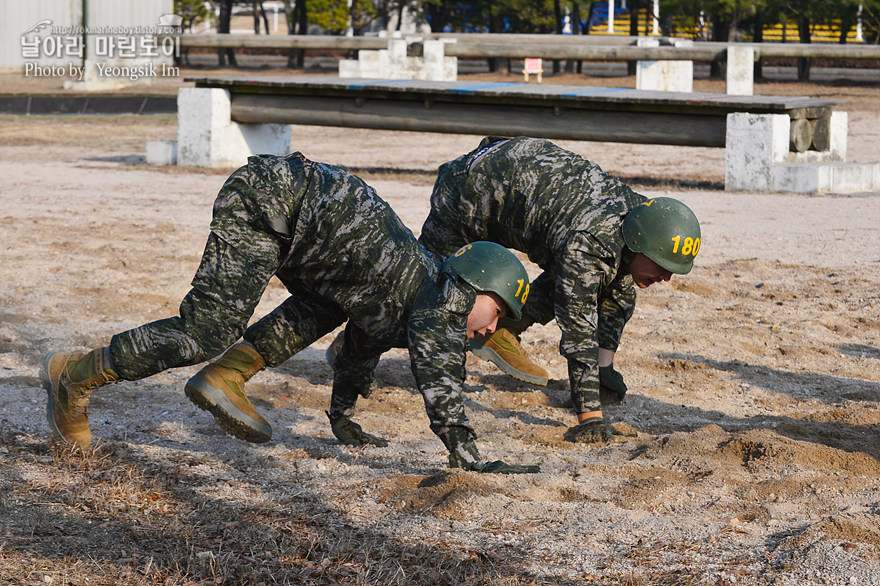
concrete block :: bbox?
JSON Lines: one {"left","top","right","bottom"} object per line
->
{"left": 772, "top": 162, "right": 880, "bottom": 194}
{"left": 830, "top": 163, "right": 873, "bottom": 193}
{"left": 388, "top": 38, "right": 407, "bottom": 67}
{"left": 772, "top": 164, "right": 824, "bottom": 194}
{"left": 726, "top": 45, "right": 754, "bottom": 96}
{"left": 338, "top": 59, "right": 360, "bottom": 78}
{"left": 423, "top": 40, "right": 445, "bottom": 63}
{"left": 726, "top": 113, "right": 789, "bottom": 191}
{"left": 338, "top": 39, "right": 457, "bottom": 81}
{"left": 146, "top": 140, "right": 177, "bottom": 165}
{"left": 177, "top": 88, "right": 290, "bottom": 168}
{"left": 636, "top": 38, "right": 693, "bottom": 93}
{"left": 357, "top": 49, "right": 390, "bottom": 78}
{"left": 829, "top": 111, "right": 848, "bottom": 161}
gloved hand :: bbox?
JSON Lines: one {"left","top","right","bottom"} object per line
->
{"left": 467, "top": 460, "right": 541, "bottom": 474}
{"left": 564, "top": 417, "right": 621, "bottom": 443}
{"left": 326, "top": 412, "right": 389, "bottom": 447}
{"left": 599, "top": 364, "right": 627, "bottom": 405}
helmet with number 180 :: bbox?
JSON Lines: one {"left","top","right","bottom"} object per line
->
{"left": 443, "top": 241, "right": 529, "bottom": 320}
{"left": 622, "top": 197, "right": 702, "bottom": 275}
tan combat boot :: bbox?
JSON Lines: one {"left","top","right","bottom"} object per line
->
{"left": 470, "top": 327, "right": 549, "bottom": 386}
{"left": 184, "top": 342, "right": 272, "bottom": 443}
{"left": 40, "top": 347, "right": 119, "bottom": 449}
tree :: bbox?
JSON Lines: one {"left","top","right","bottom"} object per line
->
{"left": 217, "top": 0, "right": 237, "bottom": 66}
{"left": 282, "top": 0, "right": 308, "bottom": 68}
{"left": 174, "top": 0, "right": 213, "bottom": 31}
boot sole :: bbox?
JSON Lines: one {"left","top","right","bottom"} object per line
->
{"left": 184, "top": 375, "right": 272, "bottom": 444}
{"left": 40, "top": 351, "right": 67, "bottom": 443}
{"left": 469, "top": 342, "right": 549, "bottom": 386}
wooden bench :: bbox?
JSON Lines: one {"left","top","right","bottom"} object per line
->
{"left": 175, "top": 75, "right": 873, "bottom": 193}
{"left": 186, "top": 75, "right": 839, "bottom": 150}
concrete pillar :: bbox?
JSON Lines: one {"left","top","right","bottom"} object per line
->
{"left": 146, "top": 140, "right": 177, "bottom": 165}
{"left": 423, "top": 39, "right": 457, "bottom": 81}
{"left": 725, "top": 112, "right": 789, "bottom": 191}
{"left": 177, "top": 88, "right": 290, "bottom": 168}
{"left": 338, "top": 39, "right": 457, "bottom": 81}
{"left": 726, "top": 45, "right": 754, "bottom": 96}
{"left": 388, "top": 38, "right": 408, "bottom": 74}
{"left": 635, "top": 38, "right": 693, "bottom": 93}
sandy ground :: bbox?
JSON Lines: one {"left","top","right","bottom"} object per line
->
{"left": 1, "top": 70, "right": 879, "bottom": 584}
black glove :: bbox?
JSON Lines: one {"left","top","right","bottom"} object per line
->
{"left": 564, "top": 417, "right": 621, "bottom": 443}
{"left": 468, "top": 460, "right": 541, "bottom": 474}
{"left": 326, "top": 412, "right": 389, "bottom": 447}
{"left": 599, "top": 364, "right": 627, "bottom": 405}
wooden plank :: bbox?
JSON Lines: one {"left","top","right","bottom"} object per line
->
{"left": 229, "top": 93, "right": 729, "bottom": 147}
{"left": 185, "top": 75, "right": 840, "bottom": 151}
{"left": 188, "top": 75, "right": 840, "bottom": 117}
{"left": 179, "top": 34, "right": 880, "bottom": 60}
{"left": 179, "top": 33, "right": 388, "bottom": 50}
{"left": 443, "top": 43, "right": 724, "bottom": 61}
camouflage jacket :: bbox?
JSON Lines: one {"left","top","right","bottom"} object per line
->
{"left": 420, "top": 137, "right": 646, "bottom": 413}
{"left": 216, "top": 154, "right": 480, "bottom": 457}
{"left": 328, "top": 270, "right": 479, "bottom": 461}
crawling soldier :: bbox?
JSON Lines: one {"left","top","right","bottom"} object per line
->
{"left": 40, "top": 152, "right": 537, "bottom": 474}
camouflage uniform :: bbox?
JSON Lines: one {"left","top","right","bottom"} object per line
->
{"left": 110, "top": 153, "right": 480, "bottom": 462}
{"left": 418, "top": 136, "right": 646, "bottom": 415}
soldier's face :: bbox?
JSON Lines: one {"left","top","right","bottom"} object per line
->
{"left": 629, "top": 253, "right": 673, "bottom": 288}
{"left": 467, "top": 292, "right": 507, "bottom": 339}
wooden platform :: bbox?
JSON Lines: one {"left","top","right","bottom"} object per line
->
{"left": 187, "top": 75, "right": 841, "bottom": 149}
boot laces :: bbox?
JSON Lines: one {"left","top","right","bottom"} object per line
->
{"left": 68, "top": 372, "right": 116, "bottom": 417}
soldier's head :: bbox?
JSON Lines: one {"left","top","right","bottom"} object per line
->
{"left": 443, "top": 242, "right": 530, "bottom": 338}
{"left": 622, "top": 197, "right": 701, "bottom": 288}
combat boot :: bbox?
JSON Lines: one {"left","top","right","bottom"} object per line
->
{"left": 184, "top": 342, "right": 272, "bottom": 443}
{"left": 40, "top": 347, "right": 119, "bottom": 449}
{"left": 470, "top": 327, "right": 549, "bottom": 386}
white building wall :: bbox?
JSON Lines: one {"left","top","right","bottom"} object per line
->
{"left": 1, "top": 0, "right": 172, "bottom": 73}
{"left": 0, "top": 0, "right": 81, "bottom": 72}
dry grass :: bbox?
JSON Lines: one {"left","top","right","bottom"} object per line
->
{"left": 4, "top": 428, "right": 651, "bottom": 585}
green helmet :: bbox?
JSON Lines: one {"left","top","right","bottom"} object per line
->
{"left": 443, "top": 241, "right": 529, "bottom": 320}
{"left": 622, "top": 197, "right": 701, "bottom": 275}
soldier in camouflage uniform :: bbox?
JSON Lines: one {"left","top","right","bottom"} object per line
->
{"left": 417, "top": 136, "right": 702, "bottom": 444}
{"left": 40, "top": 153, "right": 537, "bottom": 474}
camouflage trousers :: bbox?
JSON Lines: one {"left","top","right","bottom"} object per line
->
{"left": 109, "top": 163, "right": 345, "bottom": 381}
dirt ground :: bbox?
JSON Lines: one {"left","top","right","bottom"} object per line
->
{"left": 1, "top": 67, "right": 879, "bottom": 585}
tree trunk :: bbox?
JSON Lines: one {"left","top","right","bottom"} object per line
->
{"left": 487, "top": 13, "right": 508, "bottom": 73}
{"left": 283, "top": 0, "right": 297, "bottom": 68}
{"left": 553, "top": 0, "right": 562, "bottom": 74}
{"left": 260, "top": 2, "right": 271, "bottom": 34}
{"left": 395, "top": 0, "right": 405, "bottom": 31}
{"left": 797, "top": 16, "right": 811, "bottom": 81}
{"left": 753, "top": 15, "right": 764, "bottom": 79}
{"left": 585, "top": 1, "right": 595, "bottom": 34}
{"left": 709, "top": 16, "right": 730, "bottom": 78}
{"left": 571, "top": 1, "right": 582, "bottom": 74}
{"left": 218, "top": 0, "right": 237, "bottom": 67}
{"left": 627, "top": 0, "right": 642, "bottom": 76}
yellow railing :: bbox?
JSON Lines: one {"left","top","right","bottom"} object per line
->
{"left": 590, "top": 14, "right": 865, "bottom": 43}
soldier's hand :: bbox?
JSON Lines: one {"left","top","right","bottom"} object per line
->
{"left": 564, "top": 417, "right": 622, "bottom": 443}
{"left": 326, "top": 412, "right": 389, "bottom": 447}
{"left": 599, "top": 364, "right": 628, "bottom": 405}
{"left": 468, "top": 460, "right": 541, "bottom": 474}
